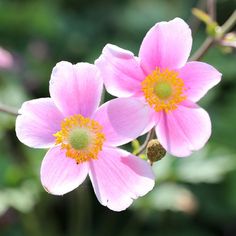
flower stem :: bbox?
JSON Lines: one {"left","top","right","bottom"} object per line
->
{"left": 221, "top": 10, "right": 236, "bottom": 35}
{"left": 0, "top": 103, "right": 19, "bottom": 116}
{"left": 190, "top": 10, "right": 236, "bottom": 61}
{"left": 207, "top": 0, "right": 216, "bottom": 21}
{"left": 190, "top": 37, "right": 214, "bottom": 61}
{"left": 136, "top": 128, "right": 155, "bottom": 156}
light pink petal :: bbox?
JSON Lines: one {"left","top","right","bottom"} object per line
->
{"left": 95, "top": 44, "right": 145, "bottom": 97}
{"left": 41, "top": 146, "right": 89, "bottom": 195}
{"left": 89, "top": 147, "right": 155, "bottom": 211}
{"left": 15, "top": 98, "right": 63, "bottom": 148}
{"left": 140, "top": 104, "right": 157, "bottom": 135}
{"left": 139, "top": 18, "right": 192, "bottom": 73}
{"left": 50, "top": 61, "right": 103, "bottom": 117}
{"left": 93, "top": 97, "right": 151, "bottom": 146}
{"left": 179, "top": 61, "right": 222, "bottom": 102}
{"left": 155, "top": 102, "right": 211, "bottom": 157}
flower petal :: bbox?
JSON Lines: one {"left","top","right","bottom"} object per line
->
{"left": 89, "top": 147, "right": 155, "bottom": 211}
{"left": 139, "top": 18, "right": 192, "bottom": 73}
{"left": 140, "top": 106, "right": 156, "bottom": 135}
{"left": 179, "top": 61, "right": 222, "bottom": 102}
{"left": 95, "top": 44, "right": 145, "bottom": 97}
{"left": 50, "top": 61, "right": 103, "bottom": 117}
{"left": 15, "top": 98, "right": 63, "bottom": 148}
{"left": 155, "top": 102, "right": 211, "bottom": 157}
{"left": 93, "top": 97, "right": 151, "bottom": 146}
{"left": 40, "top": 146, "right": 89, "bottom": 195}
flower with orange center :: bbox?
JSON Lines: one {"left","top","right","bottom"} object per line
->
{"left": 54, "top": 114, "right": 105, "bottom": 164}
{"left": 141, "top": 68, "right": 186, "bottom": 112}
{"left": 96, "top": 18, "right": 222, "bottom": 157}
{"left": 16, "top": 61, "right": 155, "bottom": 211}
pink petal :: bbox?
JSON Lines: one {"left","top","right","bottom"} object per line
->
{"left": 40, "top": 146, "right": 88, "bottom": 195}
{"left": 50, "top": 61, "right": 103, "bottom": 117}
{"left": 93, "top": 97, "right": 151, "bottom": 146}
{"left": 15, "top": 98, "right": 63, "bottom": 148}
{"left": 95, "top": 44, "right": 145, "bottom": 97}
{"left": 140, "top": 103, "right": 157, "bottom": 135}
{"left": 89, "top": 147, "right": 155, "bottom": 211}
{"left": 179, "top": 61, "right": 222, "bottom": 102}
{"left": 155, "top": 102, "right": 211, "bottom": 157}
{"left": 139, "top": 18, "right": 192, "bottom": 73}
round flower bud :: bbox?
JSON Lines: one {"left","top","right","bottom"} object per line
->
{"left": 146, "top": 139, "right": 166, "bottom": 164}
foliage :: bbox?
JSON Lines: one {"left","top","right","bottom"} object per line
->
{"left": 0, "top": 0, "right": 236, "bottom": 235}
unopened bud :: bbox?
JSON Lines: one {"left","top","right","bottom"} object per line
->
{"left": 206, "top": 23, "right": 222, "bottom": 38}
{"left": 221, "top": 32, "right": 236, "bottom": 48}
{"left": 192, "top": 8, "right": 222, "bottom": 38}
{"left": 146, "top": 139, "right": 166, "bottom": 165}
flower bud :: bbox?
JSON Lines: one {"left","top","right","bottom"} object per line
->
{"left": 146, "top": 139, "right": 166, "bottom": 164}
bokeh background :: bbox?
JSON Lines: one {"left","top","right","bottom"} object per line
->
{"left": 0, "top": 0, "right": 236, "bottom": 235}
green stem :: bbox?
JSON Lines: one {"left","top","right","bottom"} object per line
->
{"left": 207, "top": 0, "right": 216, "bottom": 21}
{"left": 136, "top": 128, "right": 155, "bottom": 156}
{"left": 0, "top": 103, "right": 18, "bottom": 116}
{"left": 190, "top": 37, "right": 214, "bottom": 61}
{"left": 221, "top": 10, "right": 236, "bottom": 34}
{"left": 190, "top": 10, "right": 236, "bottom": 61}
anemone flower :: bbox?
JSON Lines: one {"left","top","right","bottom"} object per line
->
{"left": 96, "top": 18, "right": 221, "bottom": 157}
{"left": 16, "top": 62, "right": 154, "bottom": 211}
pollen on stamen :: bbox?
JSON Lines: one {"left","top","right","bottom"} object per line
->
{"left": 54, "top": 114, "right": 106, "bottom": 164}
{"left": 141, "top": 68, "right": 186, "bottom": 112}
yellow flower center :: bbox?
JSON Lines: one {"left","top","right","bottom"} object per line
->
{"left": 141, "top": 68, "right": 186, "bottom": 112}
{"left": 54, "top": 114, "right": 105, "bottom": 164}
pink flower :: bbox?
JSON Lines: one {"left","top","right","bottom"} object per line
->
{"left": 15, "top": 61, "right": 154, "bottom": 211}
{"left": 0, "top": 47, "right": 13, "bottom": 69}
{"left": 96, "top": 18, "right": 222, "bottom": 157}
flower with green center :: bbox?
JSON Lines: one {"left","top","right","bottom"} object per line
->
{"left": 96, "top": 18, "right": 222, "bottom": 157}
{"left": 15, "top": 61, "right": 155, "bottom": 211}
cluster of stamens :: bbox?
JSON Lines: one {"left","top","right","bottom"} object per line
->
{"left": 54, "top": 114, "right": 105, "bottom": 164}
{"left": 141, "top": 68, "right": 186, "bottom": 112}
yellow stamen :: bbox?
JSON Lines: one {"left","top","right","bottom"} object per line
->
{"left": 141, "top": 68, "right": 186, "bottom": 112}
{"left": 54, "top": 114, "right": 105, "bottom": 164}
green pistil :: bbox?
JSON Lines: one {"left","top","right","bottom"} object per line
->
{"left": 154, "top": 82, "right": 172, "bottom": 99}
{"left": 69, "top": 128, "right": 90, "bottom": 150}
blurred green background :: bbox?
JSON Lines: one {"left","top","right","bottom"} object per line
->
{"left": 0, "top": 0, "right": 236, "bottom": 235}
